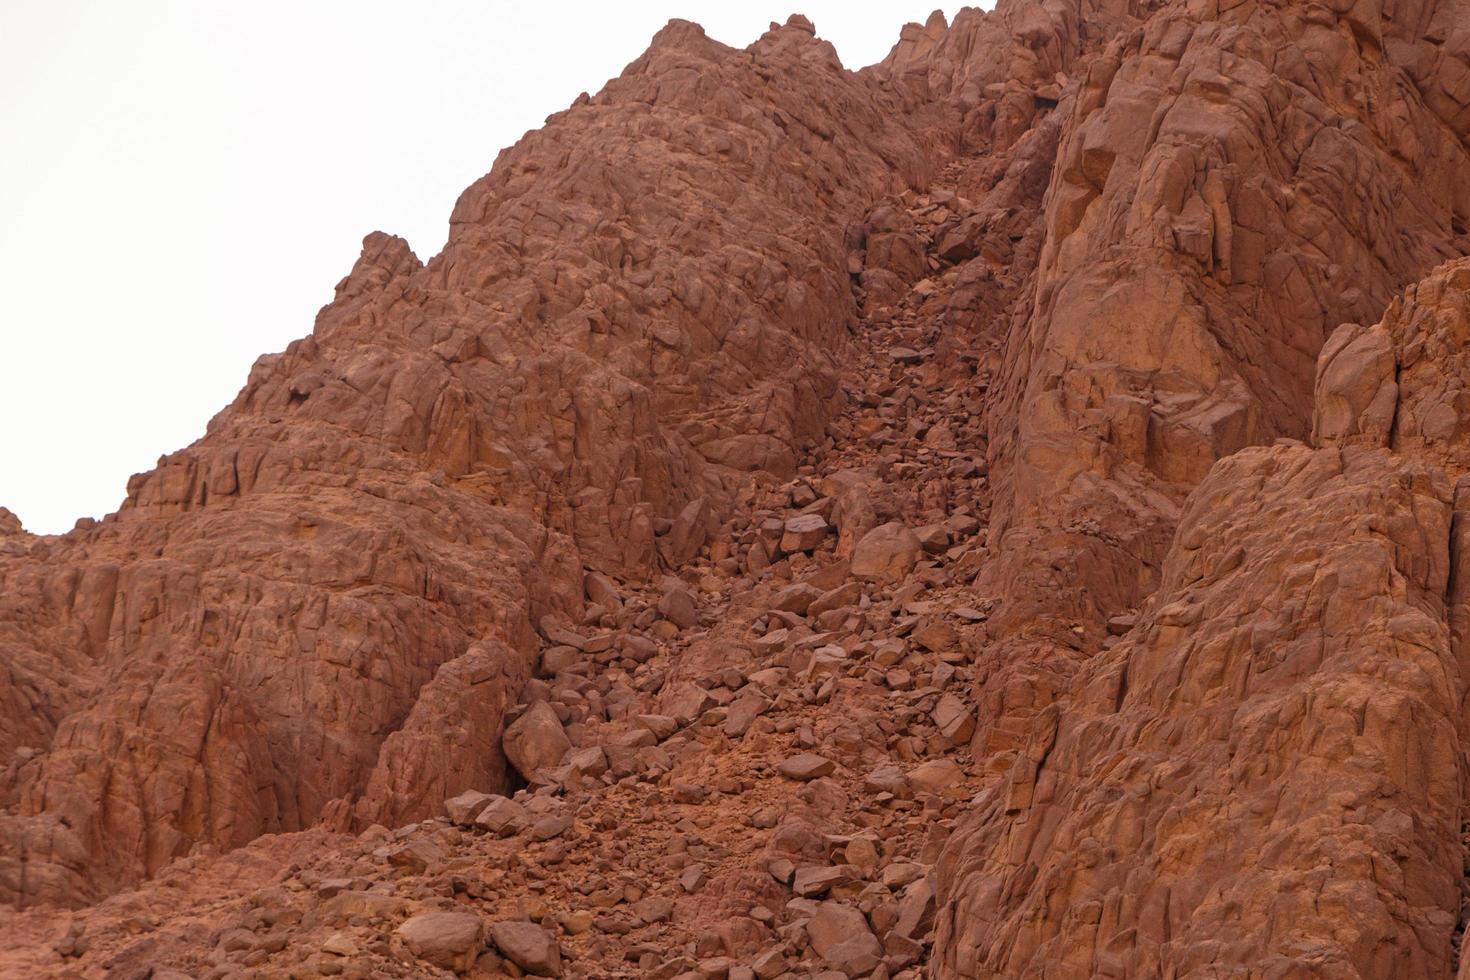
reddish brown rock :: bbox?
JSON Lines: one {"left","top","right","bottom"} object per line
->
{"left": 0, "top": 12, "right": 931, "bottom": 908}
{"left": 489, "top": 919, "right": 562, "bottom": 977}
{"left": 935, "top": 261, "right": 1470, "bottom": 978}
{"left": 849, "top": 523, "right": 922, "bottom": 584}
{"left": 396, "top": 911, "right": 485, "bottom": 973}
{"left": 502, "top": 702, "right": 572, "bottom": 781}
{"left": 5, "top": 4, "right": 1470, "bottom": 980}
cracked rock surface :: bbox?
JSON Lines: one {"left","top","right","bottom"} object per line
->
{"left": 5, "top": 2, "right": 1470, "bottom": 978}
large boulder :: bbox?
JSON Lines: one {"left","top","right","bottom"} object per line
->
{"left": 807, "top": 902, "right": 881, "bottom": 975}
{"left": 850, "top": 522, "right": 922, "bottom": 584}
{"left": 396, "top": 911, "right": 485, "bottom": 973}
{"left": 502, "top": 701, "right": 571, "bottom": 781}
{"left": 489, "top": 919, "right": 563, "bottom": 977}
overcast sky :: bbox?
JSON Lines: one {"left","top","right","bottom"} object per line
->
{"left": 1, "top": 2, "right": 969, "bottom": 534}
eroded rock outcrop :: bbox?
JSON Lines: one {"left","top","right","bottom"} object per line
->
{"left": 0, "top": 15, "right": 933, "bottom": 907}
{"left": 953, "top": 0, "right": 1470, "bottom": 800}
{"left": 5, "top": 3, "right": 1470, "bottom": 979}
{"left": 935, "top": 259, "right": 1470, "bottom": 978}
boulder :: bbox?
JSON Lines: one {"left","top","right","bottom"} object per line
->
{"left": 806, "top": 902, "right": 881, "bottom": 975}
{"left": 503, "top": 701, "right": 571, "bottom": 780}
{"left": 489, "top": 920, "right": 563, "bottom": 977}
{"left": 780, "top": 513, "right": 830, "bottom": 553}
{"left": 444, "top": 789, "right": 495, "bottom": 826}
{"left": 396, "top": 911, "right": 485, "bottom": 973}
{"left": 778, "top": 753, "right": 835, "bottom": 780}
{"left": 850, "top": 523, "right": 922, "bottom": 584}
{"left": 658, "top": 586, "right": 700, "bottom": 629}
{"left": 474, "top": 796, "right": 530, "bottom": 837}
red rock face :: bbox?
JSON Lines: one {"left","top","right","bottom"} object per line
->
{"left": 5, "top": 3, "right": 1470, "bottom": 979}
{"left": 0, "top": 17, "right": 929, "bottom": 907}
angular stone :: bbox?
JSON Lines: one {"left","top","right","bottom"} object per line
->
{"left": 664, "top": 683, "right": 716, "bottom": 724}
{"left": 633, "top": 713, "right": 679, "bottom": 740}
{"left": 931, "top": 693, "right": 975, "bottom": 746}
{"left": 780, "top": 513, "right": 831, "bottom": 553}
{"left": 658, "top": 586, "right": 700, "bottom": 629}
{"left": 772, "top": 582, "right": 823, "bottom": 614}
{"left": 793, "top": 864, "right": 858, "bottom": 897}
{"left": 444, "top": 789, "right": 495, "bottom": 826}
{"left": 807, "top": 901, "right": 881, "bottom": 975}
{"left": 503, "top": 701, "right": 572, "bottom": 781}
{"left": 474, "top": 796, "right": 530, "bottom": 837}
{"left": 489, "top": 920, "right": 562, "bottom": 977}
{"left": 724, "top": 692, "right": 771, "bottom": 738}
{"left": 850, "top": 523, "right": 922, "bottom": 584}
{"left": 778, "top": 753, "right": 835, "bottom": 780}
{"left": 907, "top": 759, "right": 963, "bottom": 796}
{"left": 397, "top": 911, "right": 485, "bottom": 973}
{"left": 565, "top": 746, "right": 608, "bottom": 778}
{"left": 531, "top": 814, "right": 572, "bottom": 841}
{"left": 665, "top": 497, "right": 712, "bottom": 566}
{"left": 807, "top": 582, "right": 862, "bottom": 617}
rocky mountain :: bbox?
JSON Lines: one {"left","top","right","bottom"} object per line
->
{"left": 3, "top": 1, "right": 1470, "bottom": 977}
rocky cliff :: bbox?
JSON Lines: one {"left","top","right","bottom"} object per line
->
{"left": 3, "top": 2, "right": 1470, "bottom": 978}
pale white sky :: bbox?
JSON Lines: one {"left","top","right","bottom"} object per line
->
{"left": 1, "top": 2, "right": 969, "bottom": 534}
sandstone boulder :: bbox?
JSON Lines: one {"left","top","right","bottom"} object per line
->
{"left": 396, "top": 911, "right": 484, "bottom": 973}
{"left": 502, "top": 702, "right": 571, "bottom": 781}
{"left": 489, "top": 920, "right": 562, "bottom": 977}
{"left": 807, "top": 901, "right": 881, "bottom": 975}
{"left": 850, "top": 523, "right": 922, "bottom": 584}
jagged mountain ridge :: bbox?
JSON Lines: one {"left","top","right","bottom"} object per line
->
{"left": 2, "top": 1, "right": 1469, "bottom": 977}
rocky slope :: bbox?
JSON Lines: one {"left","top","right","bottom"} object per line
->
{"left": 3, "top": 1, "right": 1470, "bottom": 978}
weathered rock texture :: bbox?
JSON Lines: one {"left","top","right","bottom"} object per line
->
{"left": 4, "top": 2, "right": 1470, "bottom": 979}
{"left": 0, "top": 16, "right": 928, "bottom": 909}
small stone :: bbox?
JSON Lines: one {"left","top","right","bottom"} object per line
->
{"left": 778, "top": 753, "right": 835, "bottom": 780}
{"left": 793, "top": 864, "right": 857, "bottom": 897}
{"left": 931, "top": 692, "right": 975, "bottom": 746}
{"left": 658, "top": 586, "right": 700, "bottom": 628}
{"left": 531, "top": 814, "right": 572, "bottom": 841}
{"left": 396, "top": 911, "right": 485, "bottom": 974}
{"left": 850, "top": 523, "right": 922, "bottom": 584}
{"left": 780, "top": 513, "right": 831, "bottom": 553}
{"left": 489, "top": 920, "right": 563, "bottom": 977}
{"left": 475, "top": 796, "right": 530, "bottom": 837}
{"left": 444, "top": 789, "right": 495, "bottom": 826}
{"left": 807, "top": 901, "right": 881, "bottom": 975}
